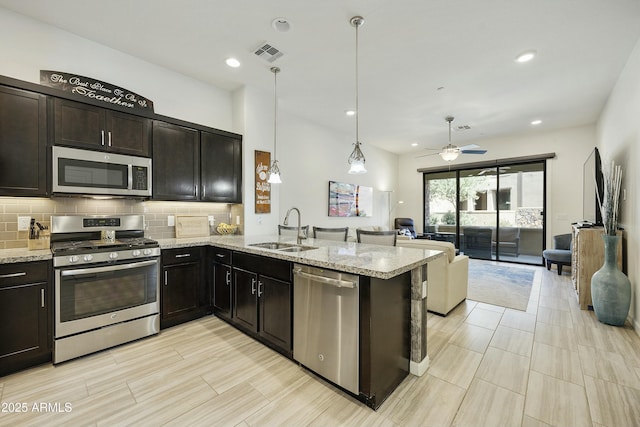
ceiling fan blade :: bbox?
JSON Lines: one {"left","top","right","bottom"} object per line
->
{"left": 458, "top": 144, "right": 479, "bottom": 150}
{"left": 461, "top": 149, "right": 487, "bottom": 154}
{"left": 414, "top": 152, "right": 440, "bottom": 158}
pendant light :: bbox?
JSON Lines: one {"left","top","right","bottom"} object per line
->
{"left": 347, "top": 16, "right": 367, "bottom": 174}
{"left": 440, "top": 116, "right": 460, "bottom": 162}
{"left": 267, "top": 66, "right": 282, "bottom": 184}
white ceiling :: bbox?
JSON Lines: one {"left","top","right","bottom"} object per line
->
{"left": 2, "top": 0, "right": 640, "bottom": 154}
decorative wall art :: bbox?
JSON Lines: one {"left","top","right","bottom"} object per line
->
{"left": 328, "top": 180, "right": 373, "bottom": 217}
{"left": 255, "top": 150, "right": 271, "bottom": 213}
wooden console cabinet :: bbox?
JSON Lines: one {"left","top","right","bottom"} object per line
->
{"left": 571, "top": 226, "right": 622, "bottom": 309}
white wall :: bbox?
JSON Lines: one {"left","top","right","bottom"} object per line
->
{"left": 0, "top": 7, "right": 233, "bottom": 132}
{"left": 597, "top": 37, "right": 640, "bottom": 330}
{"left": 239, "top": 85, "right": 399, "bottom": 237}
{"left": 397, "top": 125, "right": 597, "bottom": 243}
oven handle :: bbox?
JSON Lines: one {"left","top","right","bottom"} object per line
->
{"left": 60, "top": 259, "right": 158, "bottom": 277}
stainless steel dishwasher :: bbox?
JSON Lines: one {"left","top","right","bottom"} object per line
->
{"left": 293, "top": 264, "right": 359, "bottom": 395}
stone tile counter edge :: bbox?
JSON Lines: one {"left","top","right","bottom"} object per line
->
{"left": 0, "top": 248, "right": 52, "bottom": 264}
{"left": 157, "top": 235, "right": 445, "bottom": 280}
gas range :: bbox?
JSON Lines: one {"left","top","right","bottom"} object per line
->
{"left": 51, "top": 215, "right": 160, "bottom": 267}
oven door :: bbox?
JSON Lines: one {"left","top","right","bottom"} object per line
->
{"left": 55, "top": 258, "right": 159, "bottom": 338}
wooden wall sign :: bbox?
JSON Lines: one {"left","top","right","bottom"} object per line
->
{"left": 40, "top": 70, "right": 154, "bottom": 112}
{"left": 255, "top": 150, "right": 271, "bottom": 213}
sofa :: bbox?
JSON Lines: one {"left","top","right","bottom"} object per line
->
{"left": 397, "top": 236, "right": 469, "bottom": 315}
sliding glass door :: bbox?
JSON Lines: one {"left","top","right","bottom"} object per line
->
{"left": 423, "top": 161, "right": 546, "bottom": 266}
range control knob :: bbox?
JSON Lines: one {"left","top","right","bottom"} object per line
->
{"left": 109, "top": 252, "right": 119, "bottom": 260}
{"left": 132, "top": 250, "right": 141, "bottom": 257}
{"left": 69, "top": 255, "right": 79, "bottom": 263}
{"left": 143, "top": 249, "right": 153, "bottom": 256}
{"left": 83, "top": 254, "right": 93, "bottom": 262}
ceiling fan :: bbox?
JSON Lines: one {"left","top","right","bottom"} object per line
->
{"left": 417, "top": 116, "right": 487, "bottom": 161}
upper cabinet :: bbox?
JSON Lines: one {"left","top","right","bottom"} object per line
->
{"left": 53, "top": 98, "right": 151, "bottom": 157}
{"left": 201, "top": 131, "right": 242, "bottom": 203}
{"left": 152, "top": 122, "right": 243, "bottom": 203}
{"left": 0, "top": 86, "right": 48, "bottom": 197}
{"left": 152, "top": 120, "right": 200, "bottom": 201}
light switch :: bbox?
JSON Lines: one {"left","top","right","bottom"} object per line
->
{"left": 167, "top": 215, "right": 175, "bottom": 227}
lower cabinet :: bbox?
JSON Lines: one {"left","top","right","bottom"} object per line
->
{"left": 161, "top": 247, "right": 208, "bottom": 329}
{"left": 0, "top": 261, "right": 51, "bottom": 377}
{"left": 229, "top": 252, "right": 292, "bottom": 356}
{"left": 211, "top": 247, "right": 232, "bottom": 320}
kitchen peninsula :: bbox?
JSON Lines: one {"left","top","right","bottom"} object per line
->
{"left": 159, "top": 234, "right": 444, "bottom": 409}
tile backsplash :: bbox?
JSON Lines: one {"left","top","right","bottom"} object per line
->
{"left": 0, "top": 197, "right": 242, "bottom": 249}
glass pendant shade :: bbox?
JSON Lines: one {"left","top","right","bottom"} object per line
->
{"left": 348, "top": 142, "right": 367, "bottom": 174}
{"left": 267, "top": 160, "right": 282, "bottom": 183}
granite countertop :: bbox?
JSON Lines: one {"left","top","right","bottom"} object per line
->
{"left": 0, "top": 235, "right": 445, "bottom": 280}
{"left": 0, "top": 247, "right": 52, "bottom": 264}
{"left": 158, "top": 234, "right": 445, "bottom": 279}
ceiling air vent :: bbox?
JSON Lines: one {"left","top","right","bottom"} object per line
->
{"left": 455, "top": 124, "right": 472, "bottom": 131}
{"left": 253, "top": 42, "right": 284, "bottom": 63}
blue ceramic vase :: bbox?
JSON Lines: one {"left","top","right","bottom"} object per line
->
{"left": 590, "top": 235, "right": 631, "bottom": 326}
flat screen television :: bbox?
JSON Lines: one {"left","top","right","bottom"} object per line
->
{"left": 582, "top": 147, "right": 604, "bottom": 225}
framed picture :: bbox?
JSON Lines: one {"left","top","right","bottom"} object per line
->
{"left": 255, "top": 150, "right": 271, "bottom": 213}
{"left": 328, "top": 181, "right": 373, "bottom": 217}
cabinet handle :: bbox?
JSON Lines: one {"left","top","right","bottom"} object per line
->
{"left": 101, "top": 130, "right": 105, "bottom": 146}
{"left": 108, "top": 131, "right": 112, "bottom": 147}
{"left": 251, "top": 278, "right": 256, "bottom": 295}
{"left": 0, "top": 272, "right": 27, "bottom": 278}
{"left": 175, "top": 253, "right": 191, "bottom": 258}
{"left": 215, "top": 253, "right": 225, "bottom": 258}
{"left": 225, "top": 270, "right": 231, "bottom": 285}
{"left": 258, "top": 281, "right": 263, "bottom": 297}
{"left": 41, "top": 288, "right": 45, "bottom": 308}
{"left": 164, "top": 271, "right": 168, "bottom": 286}
{"left": 202, "top": 186, "right": 206, "bottom": 199}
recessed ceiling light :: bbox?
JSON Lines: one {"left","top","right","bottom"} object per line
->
{"left": 531, "top": 119, "right": 542, "bottom": 125}
{"left": 345, "top": 110, "right": 356, "bottom": 116}
{"left": 272, "top": 18, "right": 292, "bottom": 32}
{"left": 225, "top": 58, "right": 241, "bottom": 68}
{"left": 411, "top": 143, "right": 418, "bottom": 147}
{"left": 515, "top": 50, "right": 537, "bottom": 63}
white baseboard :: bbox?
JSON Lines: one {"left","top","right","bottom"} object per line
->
{"left": 410, "top": 355, "right": 430, "bottom": 376}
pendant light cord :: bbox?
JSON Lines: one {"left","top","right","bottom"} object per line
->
{"left": 272, "top": 67, "right": 279, "bottom": 160}
{"left": 355, "top": 20, "right": 359, "bottom": 146}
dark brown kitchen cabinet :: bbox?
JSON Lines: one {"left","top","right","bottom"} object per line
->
{"left": 232, "top": 252, "right": 292, "bottom": 356}
{"left": 53, "top": 98, "right": 151, "bottom": 156}
{"left": 201, "top": 131, "right": 242, "bottom": 203}
{"left": 0, "top": 86, "right": 48, "bottom": 197}
{"left": 211, "top": 247, "right": 232, "bottom": 320}
{"left": 0, "top": 261, "right": 51, "bottom": 377}
{"left": 152, "top": 121, "right": 200, "bottom": 201}
{"left": 161, "top": 247, "right": 207, "bottom": 329}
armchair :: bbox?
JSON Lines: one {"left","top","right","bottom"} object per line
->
{"left": 397, "top": 237, "right": 469, "bottom": 315}
{"left": 394, "top": 217, "right": 417, "bottom": 238}
{"left": 543, "top": 233, "right": 572, "bottom": 275}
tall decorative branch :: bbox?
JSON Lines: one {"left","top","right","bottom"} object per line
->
{"left": 596, "top": 160, "right": 623, "bottom": 236}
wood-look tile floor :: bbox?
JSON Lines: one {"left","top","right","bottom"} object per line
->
{"left": 2, "top": 265, "right": 640, "bottom": 427}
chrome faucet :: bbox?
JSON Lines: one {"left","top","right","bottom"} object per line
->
{"left": 283, "top": 207, "right": 304, "bottom": 244}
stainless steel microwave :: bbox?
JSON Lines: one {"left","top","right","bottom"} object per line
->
{"left": 52, "top": 146, "right": 152, "bottom": 197}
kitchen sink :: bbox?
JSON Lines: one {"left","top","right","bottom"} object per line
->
{"left": 249, "top": 242, "right": 318, "bottom": 252}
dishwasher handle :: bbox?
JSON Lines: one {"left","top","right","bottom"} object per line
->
{"left": 293, "top": 267, "right": 357, "bottom": 289}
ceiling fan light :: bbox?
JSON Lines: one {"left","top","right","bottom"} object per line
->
{"left": 440, "top": 147, "right": 459, "bottom": 162}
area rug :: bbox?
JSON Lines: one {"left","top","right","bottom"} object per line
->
{"left": 467, "top": 259, "right": 535, "bottom": 311}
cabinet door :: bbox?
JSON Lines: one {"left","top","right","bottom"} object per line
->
{"left": 233, "top": 269, "right": 258, "bottom": 332}
{"left": 0, "top": 86, "right": 48, "bottom": 196}
{"left": 212, "top": 262, "right": 232, "bottom": 319}
{"left": 53, "top": 98, "right": 106, "bottom": 150}
{"left": 106, "top": 110, "right": 151, "bottom": 156}
{"left": 0, "top": 261, "right": 50, "bottom": 377}
{"left": 258, "top": 275, "right": 291, "bottom": 352}
{"left": 152, "top": 121, "right": 200, "bottom": 201}
{"left": 161, "top": 261, "right": 200, "bottom": 327}
{"left": 201, "top": 131, "right": 242, "bottom": 203}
